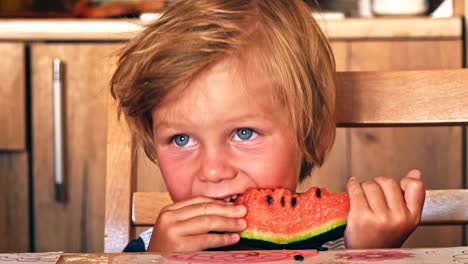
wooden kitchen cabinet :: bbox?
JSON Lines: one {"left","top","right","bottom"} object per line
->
{"left": 31, "top": 43, "right": 121, "bottom": 252}
{"left": 0, "top": 42, "right": 29, "bottom": 253}
{"left": 0, "top": 42, "right": 26, "bottom": 150}
{"left": 0, "top": 153, "right": 29, "bottom": 252}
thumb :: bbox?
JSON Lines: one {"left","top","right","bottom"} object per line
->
{"left": 400, "top": 169, "right": 425, "bottom": 218}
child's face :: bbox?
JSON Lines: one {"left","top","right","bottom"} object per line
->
{"left": 152, "top": 59, "right": 303, "bottom": 202}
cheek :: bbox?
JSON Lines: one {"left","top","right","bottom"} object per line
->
{"left": 239, "top": 138, "right": 301, "bottom": 190}
{"left": 156, "top": 151, "right": 194, "bottom": 201}
{"left": 265, "top": 147, "right": 300, "bottom": 188}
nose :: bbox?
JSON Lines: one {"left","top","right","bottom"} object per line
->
{"left": 197, "top": 148, "right": 237, "bottom": 183}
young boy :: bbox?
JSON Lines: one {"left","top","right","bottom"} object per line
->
{"left": 111, "top": 0, "right": 425, "bottom": 252}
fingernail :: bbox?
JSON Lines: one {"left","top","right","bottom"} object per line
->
{"left": 238, "top": 219, "right": 246, "bottom": 228}
{"left": 349, "top": 176, "right": 356, "bottom": 181}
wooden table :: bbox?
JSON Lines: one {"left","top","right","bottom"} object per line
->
{"left": 2, "top": 247, "right": 468, "bottom": 263}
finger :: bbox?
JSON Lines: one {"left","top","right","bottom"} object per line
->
{"left": 400, "top": 170, "right": 425, "bottom": 217}
{"left": 165, "top": 196, "right": 226, "bottom": 211}
{"left": 362, "top": 180, "right": 389, "bottom": 214}
{"left": 185, "top": 233, "right": 240, "bottom": 251}
{"left": 374, "top": 176, "right": 406, "bottom": 212}
{"left": 176, "top": 215, "right": 246, "bottom": 235}
{"left": 172, "top": 202, "right": 246, "bottom": 222}
{"left": 346, "top": 177, "right": 370, "bottom": 211}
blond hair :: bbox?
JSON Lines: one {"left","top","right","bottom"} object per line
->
{"left": 111, "top": 0, "right": 336, "bottom": 181}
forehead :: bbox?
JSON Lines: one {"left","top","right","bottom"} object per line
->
{"left": 153, "top": 58, "right": 281, "bottom": 121}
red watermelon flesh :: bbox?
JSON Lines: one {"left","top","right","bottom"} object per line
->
{"left": 234, "top": 187, "right": 349, "bottom": 246}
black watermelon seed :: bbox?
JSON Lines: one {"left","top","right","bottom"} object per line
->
{"left": 266, "top": 195, "right": 273, "bottom": 205}
{"left": 316, "top": 188, "right": 321, "bottom": 198}
{"left": 291, "top": 197, "right": 297, "bottom": 207}
{"left": 281, "top": 197, "right": 285, "bottom": 207}
{"left": 294, "top": 254, "right": 304, "bottom": 261}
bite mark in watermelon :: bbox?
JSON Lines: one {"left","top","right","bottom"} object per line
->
{"left": 234, "top": 187, "right": 350, "bottom": 249}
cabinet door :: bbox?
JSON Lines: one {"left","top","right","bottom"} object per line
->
{"left": 0, "top": 42, "right": 28, "bottom": 253}
{"left": 0, "top": 42, "right": 25, "bottom": 150}
{"left": 31, "top": 43, "right": 121, "bottom": 252}
{"left": 347, "top": 40, "right": 463, "bottom": 248}
{"left": 0, "top": 153, "right": 29, "bottom": 252}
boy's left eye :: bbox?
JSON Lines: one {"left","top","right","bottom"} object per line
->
{"left": 233, "top": 128, "right": 258, "bottom": 141}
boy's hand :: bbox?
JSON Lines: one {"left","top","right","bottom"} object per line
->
{"left": 147, "top": 196, "right": 246, "bottom": 252}
{"left": 344, "top": 170, "right": 425, "bottom": 249}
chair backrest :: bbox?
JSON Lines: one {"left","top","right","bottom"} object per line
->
{"left": 104, "top": 69, "right": 468, "bottom": 252}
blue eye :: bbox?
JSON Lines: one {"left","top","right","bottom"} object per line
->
{"left": 173, "top": 134, "right": 192, "bottom": 147}
{"left": 234, "top": 128, "right": 257, "bottom": 141}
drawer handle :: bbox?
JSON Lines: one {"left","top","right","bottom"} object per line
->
{"left": 53, "top": 59, "right": 66, "bottom": 202}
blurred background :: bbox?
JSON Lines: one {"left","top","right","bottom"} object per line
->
{"left": 0, "top": 0, "right": 452, "bottom": 18}
{"left": 0, "top": 0, "right": 165, "bottom": 18}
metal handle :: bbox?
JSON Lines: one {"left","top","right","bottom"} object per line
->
{"left": 53, "top": 59, "right": 66, "bottom": 202}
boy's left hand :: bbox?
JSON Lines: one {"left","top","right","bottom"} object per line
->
{"left": 344, "top": 170, "right": 425, "bottom": 249}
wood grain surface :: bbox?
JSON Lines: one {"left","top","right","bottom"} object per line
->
{"left": 344, "top": 40, "right": 464, "bottom": 248}
{"left": 336, "top": 69, "right": 468, "bottom": 125}
{"left": 32, "top": 43, "right": 120, "bottom": 252}
{"left": 0, "top": 42, "right": 25, "bottom": 150}
{"left": 0, "top": 153, "right": 29, "bottom": 252}
{"left": 104, "top": 87, "right": 134, "bottom": 253}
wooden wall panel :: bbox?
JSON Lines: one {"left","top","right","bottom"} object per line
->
{"left": 330, "top": 41, "right": 348, "bottom": 72}
{"left": 32, "top": 43, "right": 121, "bottom": 252}
{"left": 0, "top": 43, "right": 25, "bottom": 150}
{"left": 0, "top": 153, "right": 29, "bottom": 252}
{"left": 348, "top": 40, "right": 463, "bottom": 248}
{"left": 348, "top": 40, "right": 462, "bottom": 71}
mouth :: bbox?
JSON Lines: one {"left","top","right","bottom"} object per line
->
{"left": 223, "top": 194, "right": 239, "bottom": 203}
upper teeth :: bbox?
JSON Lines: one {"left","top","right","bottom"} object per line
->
{"left": 224, "top": 194, "right": 238, "bottom": 202}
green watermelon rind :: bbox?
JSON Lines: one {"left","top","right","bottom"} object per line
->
{"left": 239, "top": 218, "right": 347, "bottom": 245}
{"left": 237, "top": 224, "right": 346, "bottom": 250}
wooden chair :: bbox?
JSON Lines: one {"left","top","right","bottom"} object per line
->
{"left": 104, "top": 69, "right": 468, "bottom": 252}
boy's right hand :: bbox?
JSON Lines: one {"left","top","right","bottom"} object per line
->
{"left": 147, "top": 196, "right": 247, "bottom": 252}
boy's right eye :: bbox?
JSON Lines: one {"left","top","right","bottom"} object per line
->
{"left": 171, "top": 134, "right": 195, "bottom": 147}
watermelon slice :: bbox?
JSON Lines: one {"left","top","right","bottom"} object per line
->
{"left": 234, "top": 187, "right": 349, "bottom": 249}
